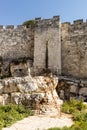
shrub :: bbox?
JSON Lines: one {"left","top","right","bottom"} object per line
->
{"left": 22, "top": 20, "right": 35, "bottom": 27}
{"left": 0, "top": 120, "right": 4, "bottom": 130}
{"left": 73, "top": 111, "right": 87, "bottom": 122}
{"left": 0, "top": 104, "right": 33, "bottom": 129}
{"left": 62, "top": 99, "right": 86, "bottom": 114}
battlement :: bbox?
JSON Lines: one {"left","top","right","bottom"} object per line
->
{"left": 0, "top": 25, "right": 33, "bottom": 30}
{"left": 35, "top": 16, "right": 60, "bottom": 28}
{"left": 73, "top": 19, "right": 84, "bottom": 25}
{"left": 62, "top": 19, "right": 87, "bottom": 27}
{"left": 61, "top": 19, "right": 87, "bottom": 34}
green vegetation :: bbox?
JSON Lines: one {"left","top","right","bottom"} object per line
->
{"left": 0, "top": 104, "right": 33, "bottom": 130}
{"left": 62, "top": 99, "right": 86, "bottom": 114}
{"left": 22, "top": 20, "right": 35, "bottom": 27}
{"left": 48, "top": 99, "right": 87, "bottom": 130}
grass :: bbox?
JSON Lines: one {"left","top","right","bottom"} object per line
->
{"left": 0, "top": 104, "right": 33, "bottom": 130}
{"left": 62, "top": 98, "right": 86, "bottom": 114}
{"left": 48, "top": 99, "right": 87, "bottom": 130}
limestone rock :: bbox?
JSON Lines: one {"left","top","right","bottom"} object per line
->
{"left": 3, "top": 78, "right": 19, "bottom": 93}
{"left": 11, "top": 92, "right": 21, "bottom": 104}
{"left": 70, "top": 84, "right": 78, "bottom": 93}
{"left": 0, "top": 82, "right": 4, "bottom": 94}
{"left": 0, "top": 75, "right": 63, "bottom": 116}
{"left": 0, "top": 95, "right": 4, "bottom": 105}
{"left": 17, "top": 77, "right": 38, "bottom": 93}
{"left": 79, "top": 87, "right": 87, "bottom": 96}
{"left": 3, "top": 94, "right": 11, "bottom": 105}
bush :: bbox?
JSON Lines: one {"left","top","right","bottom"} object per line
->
{"left": 0, "top": 104, "right": 33, "bottom": 129}
{"left": 22, "top": 20, "right": 35, "bottom": 27}
{"left": 62, "top": 99, "right": 86, "bottom": 114}
{"left": 0, "top": 120, "right": 4, "bottom": 130}
{"left": 73, "top": 111, "right": 87, "bottom": 122}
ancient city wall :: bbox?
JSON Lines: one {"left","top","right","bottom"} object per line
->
{"left": 61, "top": 19, "right": 87, "bottom": 79}
{"left": 0, "top": 25, "right": 34, "bottom": 60}
{"left": 0, "top": 16, "right": 87, "bottom": 79}
{"left": 0, "top": 25, "right": 34, "bottom": 77}
{"left": 34, "top": 16, "right": 61, "bottom": 75}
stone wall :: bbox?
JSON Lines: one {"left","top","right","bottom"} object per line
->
{"left": 61, "top": 20, "right": 87, "bottom": 79}
{"left": 0, "top": 25, "right": 34, "bottom": 77}
{"left": 0, "top": 16, "right": 87, "bottom": 79}
{"left": 57, "top": 76, "right": 87, "bottom": 101}
{"left": 34, "top": 16, "right": 61, "bottom": 75}
{"left": 0, "top": 25, "right": 34, "bottom": 60}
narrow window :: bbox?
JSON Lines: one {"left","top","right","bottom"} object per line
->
{"left": 46, "top": 41, "right": 48, "bottom": 69}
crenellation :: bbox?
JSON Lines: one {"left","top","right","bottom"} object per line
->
{"left": 73, "top": 19, "right": 83, "bottom": 25}
{"left": 35, "top": 17, "right": 41, "bottom": 21}
{"left": 62, "top": 22, "right": 71, "bottom": 26}
{"left": 35, "top": 16, "right": 60, "bottom": 29}
{"left": 6, "top": 25, "right": 14, "bottom": 29}
{"left": 0, "top": 25, "right": 3, "bottom": 29}
{"left": 53, "top": 15, "right": 60, "bottom": 20}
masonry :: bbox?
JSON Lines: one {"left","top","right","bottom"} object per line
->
{"left": 0, "top": 16, "right": 87, "bottom": 79}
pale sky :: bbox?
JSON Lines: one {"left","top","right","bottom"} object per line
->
{"left": 0, "top": 0, "right": 87, "bottom": 25}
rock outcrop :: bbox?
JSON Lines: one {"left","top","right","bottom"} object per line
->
{"left": 0, "top": 75, "right": 62, "bottom": 116}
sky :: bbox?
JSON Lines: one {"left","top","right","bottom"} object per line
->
{"left": 0, "top": 0, "right": 87, "bottom": 25}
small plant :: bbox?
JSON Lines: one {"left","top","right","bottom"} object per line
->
{"left": 22, "top": 20, "right": 35, "bottom": 27}
{"left": 0, "top": 104, "right": 33, "bottom": 129}
{"left": 62, "top": 99, "right": 86, "bottom": 114}
{"left": 73, "top": 111, "right": 87, "bottom": 122}
{"left": 48, "top": 128, "right": 61, "bottom": 130}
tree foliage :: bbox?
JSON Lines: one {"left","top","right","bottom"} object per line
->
{"left": 22, "top": 20, "right": 35, "bottom": 28}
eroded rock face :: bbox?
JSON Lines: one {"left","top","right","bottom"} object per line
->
{"left": 0, "top": 75, "right": 62, "bottom": 116}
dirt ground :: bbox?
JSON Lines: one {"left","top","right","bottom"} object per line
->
{"left": 2, "top": 113, "right": 73, "bottom": 130}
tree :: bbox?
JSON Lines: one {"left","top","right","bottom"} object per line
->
{"left": 22, "top": 20, "right": 35, "bottom": 28}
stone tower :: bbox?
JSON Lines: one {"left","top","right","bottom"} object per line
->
{"left": 34, "top": 16, "right": 61, "bottom": 75}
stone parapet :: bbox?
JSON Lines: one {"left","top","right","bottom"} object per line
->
{"left": 35, "top": 16, "right": 60, "bottom": 28}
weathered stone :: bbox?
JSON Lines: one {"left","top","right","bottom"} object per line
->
{"left": 70, "top": 84, "right": 78, "bottom": 93}
{"left": 34, "top": 17, "right": 61, "bottom": 75}
{"left": 3, "top": 79, "right": 19, "bottom": 93}
{"left": 35, "top": 76, "right": 58, "bottom": 91}
{"left": 17, "top": 81, "right": 38, "bottom": 93}
{"left": 79, "top": 87, "right": 87, "bottom": 96}
{"left": 0, "top": 82, "right": 4, "bottom": 94}
{"left": 11, "top": 92, "right": 21, "bottom": 104}
{"left": 0, "top": 95, "right": 4, "bottom": 105}
{"left": 3, "top": 94, "right": 11, "bottom": 105}
{"left": 0, "top": 75, "right": 63, "bottom": 116}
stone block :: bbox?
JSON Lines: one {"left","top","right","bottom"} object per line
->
{"left": 3, "top": 79, "right": 19, "bottom": 93}
{"left": 70, "top": 84, "right": 78, "bottom": 94}
{"left": 3, "top": 94, "right": 11, "bottom": 105}
{"left": 0, "top": 82, "right": 4, "bottom": 94}
{"left": 79, "top": 87, "right": 87, "bottom": 96}
{"left": 6, "top": 25, "right": 14, "bottom": 29}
